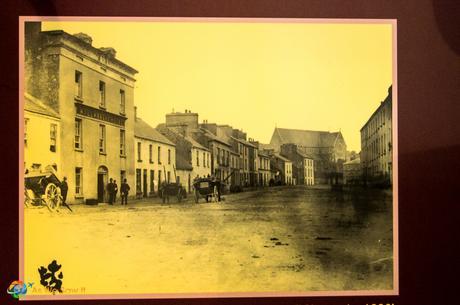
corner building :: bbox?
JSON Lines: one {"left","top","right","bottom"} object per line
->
{"left": 25, "top": 22, "right": 138, "bottom": 204}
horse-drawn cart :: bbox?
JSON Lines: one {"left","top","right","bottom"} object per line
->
{"left": 193, "top": 178, "right": 223, "bottom": 203}
{"left": 24, "top": 170, "right": 63, "bottom": 211}
{"left": 159, "top": 182, "right": 187, "bottom": 203}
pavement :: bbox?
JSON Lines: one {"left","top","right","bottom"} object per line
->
{"left": 24, "top": 185, "right": 394, "bottom": 295}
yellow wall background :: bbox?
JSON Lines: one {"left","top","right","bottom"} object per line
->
{"left": 42, "top": 21, "right": 393, "bottom": 152}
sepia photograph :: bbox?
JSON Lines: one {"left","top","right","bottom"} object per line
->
{"left": 20, "top": 17, "right": 397, "bottom": 299}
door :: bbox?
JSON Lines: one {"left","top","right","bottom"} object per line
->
{"left": 97, "top": 174, "right": 104, "bottom": 202}
{"left": 143, "top": 169, "right": 147, "bottom": 197}
{"left": 97, "top": 166, "right": 108, "bottom": 203}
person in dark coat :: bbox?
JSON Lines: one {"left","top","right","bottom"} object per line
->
{"left": 113, "top": 180, "right": 118, "bottom": 204}
{"left": 60, "top": 177, "right": 68, "bottom": 205}
{"left": 120, "top": 179, "right": 130, "bottom": 205}
{"left": 107, "top": 178, "right": 114, "bottom": 205}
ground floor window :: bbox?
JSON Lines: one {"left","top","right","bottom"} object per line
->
{"left": 75, "top": 167, "right": 82, "bottom": 195}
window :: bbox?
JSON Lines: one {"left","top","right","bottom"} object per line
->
{"left": 75, "top": 119, "right": 82, "bottom": 149}
{"left": 24, "top": 118, "right": 29, "bottom": 147}
{"left": 168, "top": 149, "right": 171, "bottom": 165}
{"left": 99, "top": 125, "right": 106, "bottom": 153}
{"left": 75, "top": 71, "right": 82, "bottom": 98}
{"left": 196, "top": 151, "right": 199, "bottom": 166}
{"left": 158, "top": 146, "right": 161, "bottom": 164}
{"left": 137, "top": 142, "right": 142, "bottom": 161}
{"left": 120, "top": 130, "right": 125, "bottom": 155}
{"left": 99, "top": 81, "right": 106, "bottom": 108}
{"left": 167, "top": 171, "right": 171, "bottom": 183}
{"left": 203, "top": 152, "right": 205, "bottom": 168}
{"left": 50, "top": 123, "right": 57, "bottom": 152}
{"left": 120, "top": 89, "right": 125, "bottom": 114}
{"left": 149, "top": 144, "right": 153, "bottom": 163}
{"left": 158, "top": 170, "right": 162, "bottom": 185}
{"left": 75, "top": 167, "right": 82, "bottom": 195}
{"left": 120, "top": 170, "right": 126, "bottom": 184}
{"left": 207, "top": 153, "right": 210, "bottom": 168}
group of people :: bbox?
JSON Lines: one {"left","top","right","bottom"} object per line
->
{"left": 107, "top": 178, "right": 130, "bottom": 205}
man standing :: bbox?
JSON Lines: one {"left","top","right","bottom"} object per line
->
{"left": 60, "top": 177, "right": 68, "bottom": 205}
{"left": 107, "top": 178, "right": 114, "bottom": 205}
{"left": 113, "top": 180, "right": 118, "bottom": 204}
{"left": 120, "top": 179, "right": 130, "bottom": 205}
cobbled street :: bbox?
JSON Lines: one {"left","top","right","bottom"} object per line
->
{"left": 24, "top": 186, "right": 393, "bottom": 295}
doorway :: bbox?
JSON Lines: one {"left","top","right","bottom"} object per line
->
{"left": 143, "top": 169, "right": 147, "bottom": 197}
{"left": 97, "top": 166, "right": 108, "bottom": 203}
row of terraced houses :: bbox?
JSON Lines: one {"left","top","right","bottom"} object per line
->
{"left": 24, "top": 23, "right": 353, "bottom": 204}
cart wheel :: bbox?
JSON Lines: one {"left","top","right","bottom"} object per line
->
{"left": 213, "top": 186, "right": 219, "bottom": 203}
{"left": 194, "top": 190, "right": 199, "bottom": 203}
{"left": 24, "top": 188, "right": 31, "bottom": 207}
{"left": 44, "top": 183, "right": 61, "bottom": 212}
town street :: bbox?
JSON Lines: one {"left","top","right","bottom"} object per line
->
{"left": 24, "top": 186, "right": 393, "bottom": 295}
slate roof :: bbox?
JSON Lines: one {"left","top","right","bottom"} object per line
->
{"left": 344, "top": 158, "right": 361, "bottom": 165}
{"left": 273, "top": 128, "right": 341, "bottom": 148}
{"left": 24, "top": 93, "right": 60, "bottom": 119}
{"left": 229, "top": 136, "right": 257, "bottom": 148}
{"left": 201, "top": 128, "right": 231, "bottom": 146}
{"left": 295, "top": 149, "right": 314, "bottom": 159}
{"left": 176, "top": 154, "right": 193, "bottom": 171}
{"left": 134, "top": 118, "right": 175, "bottom": 146}
{"left": 184, "top": 135, "right": 209, "bottom": 151}
{"left": 274, "top": 153, "right": 292, "bottom": 163}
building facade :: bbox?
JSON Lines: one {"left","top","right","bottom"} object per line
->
{"left": 269, "top": 128, "right": 346, "bottom": 184}
{"left": 280, "top": 143, "right": 315, "bottom": 186}
{"left": 360, "top": 85, "right": 393, "bottom": 185}
{"left": 156, "top": 124, "right": 211, "bottom": 192}
{"left": 271, "top": 154, "right": 293, "bottom": 185}
{"left": 257, "top": 151, "right": 271, "bottom": 186}
{"left": 24, "top": 93, "right": 61, "bottom": 174}
{"left": 25, "top": 22, "right": 137, "bottom": 203}
{"left": 134, "top": 116, "right": 176, "bottom": 197}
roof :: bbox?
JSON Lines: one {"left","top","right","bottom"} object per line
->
{"left": 258, "top": 151, "right": 270, "bottom": 158}
{"left": 274, "top": 153, "right": 292, "bottom": 163}
{"left": 134, "top": 118, "right": 175, "bottom": 146}
{"left": 200, "top": 128, "right": 231, "bottom": 146}
{"left": 41, "top": 30, "right": 138, "bottom": 75}
{"left": 184, "top": 135, "right": 209, "bottom": 151}
{"left": 344, "top": 158, "right": 361, "bottom": 165}
{"left": 295, "top": 149, "right": 314, "bottom": 159}
{"left": 360, "top": 85, "right": 392, "bottom": 131}
{"left": 273, "top": 128, "right": 342, "bottom": 148}
{"left": 259, "top": 143, "right": 276, "bottom": 150}
{"left": 229, "top": 136, "right": 257, "bottom": 148}
{"left": 24, "top": 93, "right": 60, "bottom": 119}
{"left": 176, "top": 154, "right": 193, "bottom": 171}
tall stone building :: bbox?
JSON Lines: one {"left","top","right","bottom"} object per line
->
{"left": 24, "top": 22, "right": 138, "bottom": 203}
{"left": 269, "top": 128, "right": 347, "bottom": 184}
{"left": 360, "top": 85, "right": 393, "bottom": 185}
